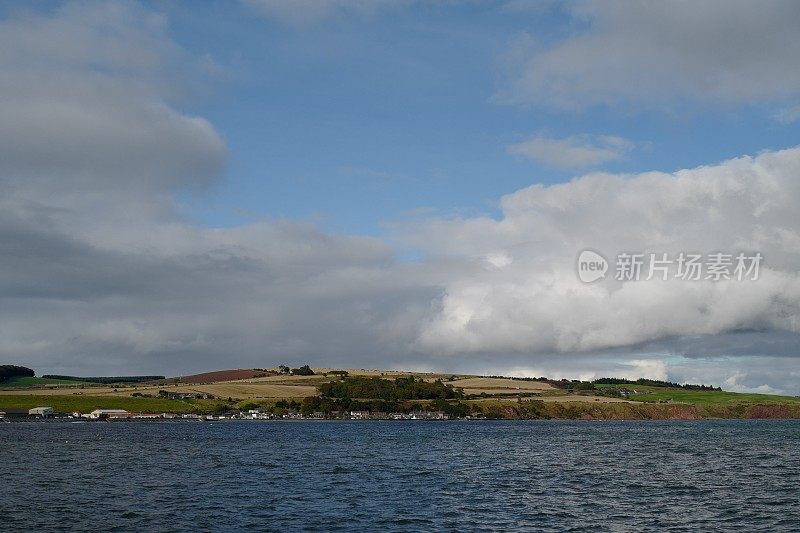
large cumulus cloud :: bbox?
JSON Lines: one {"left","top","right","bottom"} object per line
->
{"left": 410, "top": 149, "right": 800, "bottom": 355}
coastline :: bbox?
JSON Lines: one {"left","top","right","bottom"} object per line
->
{"left": 5, "top": 399, "right": 800, "bottom": 422}
{"left": 4, "top": 370, "right": 799, "bottom": 423}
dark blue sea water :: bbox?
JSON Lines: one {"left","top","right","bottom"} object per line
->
{"left": 1, "top": 420, "right": 799, "bottom": 532}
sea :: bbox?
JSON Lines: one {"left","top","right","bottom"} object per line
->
{"left": 1, "top": 420, "right": 799, "bottom": 532}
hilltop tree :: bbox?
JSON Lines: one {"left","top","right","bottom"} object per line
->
{"left": 0, "top": 365, "right": 35, "bottom": 382}
{"left": 291, "top": 365, "right": 315, "bottom": 376}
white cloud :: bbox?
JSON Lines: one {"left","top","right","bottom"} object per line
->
{"left": 496, "top": 0, "right": 800, "bottom": 109}
{"left": 499, "top": 354, "right": 800, "bottom": 394}
{"left": 617, "top": 359, "right": 668, "bottom": 382}
{"left": 508, "top": 134, "right": 633, "bottom": 168}
{"left": 723, "top": 373, "right": 781, "bottom": 395}
{"left": 406, "top": 148, "right": 800, "bottom": 358}
{"left": 503, "top": 358, "right": 667, "bottom": 382}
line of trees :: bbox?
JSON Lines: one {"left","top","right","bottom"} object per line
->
{"left": 41, "top": 375, "right": 165, "bottom": 384}
{"left": 291, "top": 365, "right": 315, "bottom": 376}
{"left": 592, "top": 377, "right": 721, "bottom": 391}
{"left": 319, "top": 376, "right": 463, "bottom": 402}
{"left": 483, "top": 374, "right": 722, "bottom": 392}
{"left": 277, "top": 364, "right": 315, "bottom": 376}
{"left": 0, "top": 365, "right": 35, "bottom": 382}
{"left": 293, "top": 376, "right": 471, "bottom": 416}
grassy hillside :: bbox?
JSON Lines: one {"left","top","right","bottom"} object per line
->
{"left": 0, "top": 395, "right": 223, "bottom": 414}
{"left": 0, "top": 376, "right": 93, "bottom": 388}
{"left": 593, "top": 384, "right": 800, "bottom": 405}
{"left": 2, "top": 368, "right": 799, "bottom": 419}
{"left": 629, "top": 389, "right": 800, "bottom": 405}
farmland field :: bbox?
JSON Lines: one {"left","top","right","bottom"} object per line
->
{"left": 157, "top": 382, "right": 318, "bottom": 399}
{"left": 0, "top": 379, "right": 318, "bottom": 399}
{"left": 0, "top": 394, "right": 219, "bottom": 414}
{"left": 450, "top": 377, "right": 556, "bottom": 395}
{"left": 591, "top": 383, "right": 800, "bottom": 405}
{"left": 0, "top": 369, "right": 469, "bottom": 400}
{"left": 630, "top": 388, "right": 800, "bottom": 405}
{"left": 3, "top": 369, "right": 800, "bottom": 415}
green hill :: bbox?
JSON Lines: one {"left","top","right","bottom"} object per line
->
{"left": 0, "top": 376, "right": 93, "bottom": 388}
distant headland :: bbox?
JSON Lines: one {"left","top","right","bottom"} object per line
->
{"left": 2, "top": 364, "right": 799, "bottom": 421}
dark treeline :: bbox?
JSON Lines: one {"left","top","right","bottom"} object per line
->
{"left": 277, "top": 364, "right": 315, "bottom": 375}
{"left": 485, "top": 376, "right": 597, "bottom": 391}
{"left": 319, "top": 376, "right": 463, "bottom": 401}
{"left": 485, "top": 375, "right": 552, "bottom": 382}
{"left": 304, "top": 376, "right": 470, "bottom": 416}
{"left": 0, "top": 365, "right": 35, "bottom": 382}
{"left": 592, "top": 377, "right": 721, "bottom": 391}
{"left": 41, "top": 375, "right": 165, "bottom": 384}
{"left": 481, "top": 374, "right": 722, "bottom": 392}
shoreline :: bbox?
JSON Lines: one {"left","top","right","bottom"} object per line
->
{"left": 7, "top": 411, "right": 800, "bottom": 423}
{"left": 6, "top": 418, "right": 800, "bottom": 425}
{"left": 3, "top": 372, "right": 799, "bottom": 423}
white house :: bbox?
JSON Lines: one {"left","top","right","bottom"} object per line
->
{"left": 28, "top": 406, "right": 54, "bottom": 417}
{"left": 89, "top": 409, "right": 128, "bottom": 419}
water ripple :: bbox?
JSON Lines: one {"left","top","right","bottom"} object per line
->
{"left": 1, "top": 420, "right": 799, "bottom": 532}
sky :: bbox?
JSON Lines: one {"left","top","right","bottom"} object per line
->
{"left": 1, "top": 0, "right": 799, "bottom": 393}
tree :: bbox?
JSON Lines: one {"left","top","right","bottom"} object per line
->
{"left": 291, "top": 365, "right": 315, "bottom": 376}
{"left": 0, "top": 365, "right": 35, "bottom": 382}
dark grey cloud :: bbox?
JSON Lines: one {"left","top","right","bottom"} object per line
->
{"left": 0, "top": 197, "right": 439, "bottom": 376}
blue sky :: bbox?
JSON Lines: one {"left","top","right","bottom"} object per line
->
{"left": 150, "top": 0, "right": 800, "bottom": 235}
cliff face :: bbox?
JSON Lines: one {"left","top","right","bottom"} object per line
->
{"left": 483, "top": 401, "right": 800, "bottom": 420}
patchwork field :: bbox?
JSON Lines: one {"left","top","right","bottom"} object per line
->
{"left": 0, "top": 369, "right": 487, "bottom": 400}
{"left": 592, "top": 384, "right": 800, "bottom": 405}
{"left": 157, "top": 382, "right": 318, "bottom": 399}
{"left": 0, "top": 394, "right": 216, "bottom": 414}
{"left": 2, "top": 368, "right": 799, "bottom": 417}
{"left": 0, "top": 377, "right": 319, "bottom": 399}
{"left": 450, "top": 377, "right": 556, "bottom": 395}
